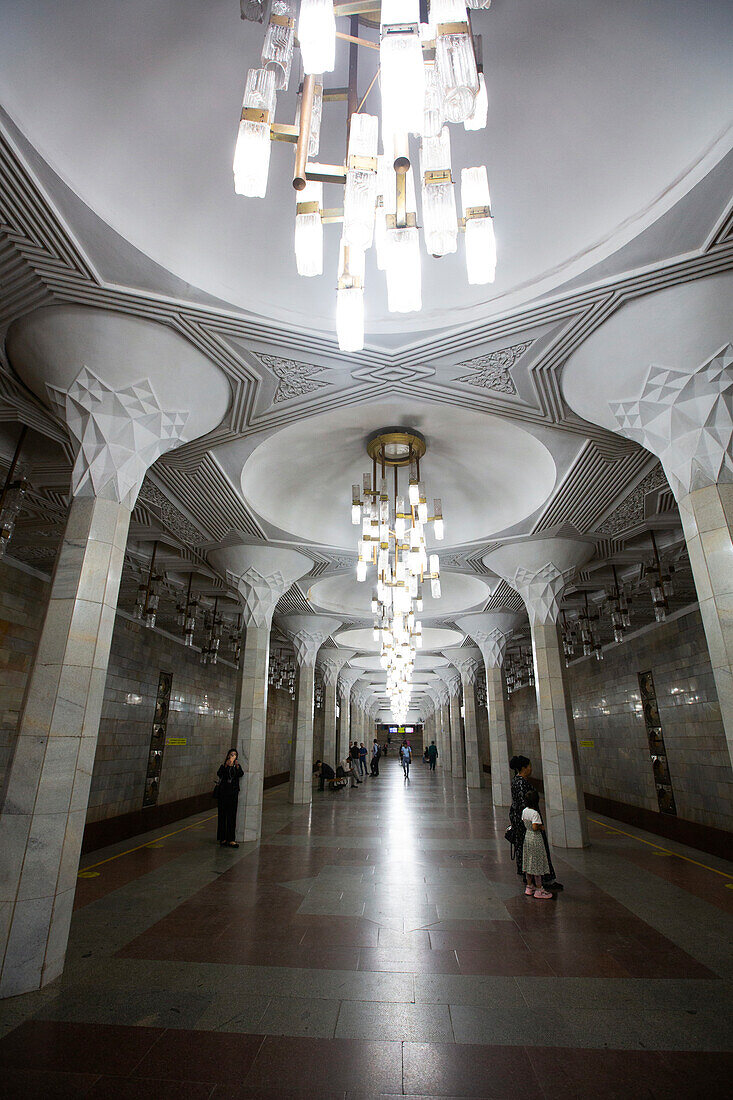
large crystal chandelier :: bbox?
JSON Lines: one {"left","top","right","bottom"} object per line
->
{"left": 350, "top": 429, "right": 443, "bottom": 721}
{"left": 234, "top": 0, "right": 496, "bottom": 352}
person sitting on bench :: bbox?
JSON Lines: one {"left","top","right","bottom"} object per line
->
{"left": 315, "top": 760, "right": 335, "bottom": 791}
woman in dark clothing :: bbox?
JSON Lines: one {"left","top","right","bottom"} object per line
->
{"left": 509, "top": 756, "right": 562, "bottom": 889}
{"left": 217, "top": 749, "right": 243, "bottom": 848}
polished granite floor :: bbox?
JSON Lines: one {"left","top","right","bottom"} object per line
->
{"left": 1, "top": 758, "right": 732, "bottom": 1098}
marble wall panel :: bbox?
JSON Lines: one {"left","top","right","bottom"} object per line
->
{"left": 508, "top": 607, "right": 733, "bottom": 833}
{"left": 0, "top": 558, "right": 296, "bottom": 826}
{"left": 0, "top": 561, "right": 49, "bottom": 789}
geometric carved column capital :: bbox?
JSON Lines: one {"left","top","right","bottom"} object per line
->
{"left": 318, "top": 648, "right": 355, "bottom": 688}
{"left": 512, "top": 562, "right": 573, "bottom": 626}
{"left": 47, "top": 367, "right": 189, "bottom": 508}
{"left": 444, "top": 646, "right": 483, "bottom": 684}
{"left": 484, "top": 534, "right": 594, "bottom": 628}
{"left": 475, "top": 627, "right": 510, "bottom": 667}
{"left": 279, "top": 614, "right": 342, "bottom": 669}
{"left": 338, "top": 666, "right": 361, "bottom": 699}
{"left": 456, "top": 611, "right": 523, "bottom": 668}
{"left": 610, "top": 345, "right": 733, "bottom": 499}
{"left": 435, "top": 666, "right": 461, "bottom": 697}
{"left": 208, "top": 545, "right": 313, "bottom": 629}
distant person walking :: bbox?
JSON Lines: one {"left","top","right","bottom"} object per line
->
{"left": 400, "top": 740, "right": 412, "bottom": 779}
{"left": 358, "top": 742, "right": 368, "bottom": 776}
{"left": 427, "top": 741, "right": 438, "bottom": 771}
{"left": 371, "top": 738, "right": 381, "bottom": 775}
{"left": 216, "top": 749, "right": 243, "bottom": 848}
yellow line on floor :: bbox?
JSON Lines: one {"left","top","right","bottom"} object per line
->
{"left": 79, "top": 814, "right": 217, "bottom": 874}
{"left": 589, "top": 817, "right": 733, "bottom": 881}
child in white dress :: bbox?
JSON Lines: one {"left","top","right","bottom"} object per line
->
{"left": 521, "top": 789, "right": 553, "bottom": 899}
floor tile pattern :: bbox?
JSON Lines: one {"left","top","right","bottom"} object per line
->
{"left": 1, "top": 759, "right": 731, "bottom": 1097}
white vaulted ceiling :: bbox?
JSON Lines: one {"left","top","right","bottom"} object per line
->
{"left": 1, "top": 1, "right": 731, "bottom": 718}
{"left": 0, "top": 0, "right": 731, "bottom": 342}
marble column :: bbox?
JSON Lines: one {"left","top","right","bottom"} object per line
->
{"left": 317, "top": 649, "right": 353, "bottom": 769}
{"left": 437, "top": 667, "right": 464, "bottom": 778}
{"left": 613, "top": 350, "right": 733, "bottom": 769}
{"left": 457, "top": 612, "right": 522, "bottom": 808}
{"left": 444, "top": 647, "right": 484, "bottom": 788}
{"left": 279, "top": 617, "right": 341, "bottom": 805}
{"left": 486, "top": 534, "right": 594, "bottom": 848}
{"left": 0, "top": 304, "right": 230, "bottom": 997}
{"left": 209, "top": 546, "right": 312, "bottom": 840}
{"left": 438, "top": 688, "right": 452, "bottom": 773}
{"left": 562, "top": 275, "right": 733, "bottom": 770}
{"left": 338, "top": 668, "right": 360, "bottom": 761}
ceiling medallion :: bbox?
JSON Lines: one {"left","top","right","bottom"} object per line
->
{"left": 233, "top": 0, "right": 495, "bottom": 353}
{"left": 350, "top": 426, "right": 444, "bottom": 722}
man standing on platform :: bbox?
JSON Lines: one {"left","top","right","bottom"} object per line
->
{"left": 427, "top": 741, "right": 438, "bottom": 772}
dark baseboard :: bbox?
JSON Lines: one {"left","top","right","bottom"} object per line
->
{"left": 82, "top": 773, "right": 291, "bottom": 854}
{"left": 490, "top": 771, "right": 729, "bottom": 860}
{"left": 583, "top": 792, "right": 732, "bottom": 861}
{"left": 264, "top": 771, "right": 289, "bottom": 790}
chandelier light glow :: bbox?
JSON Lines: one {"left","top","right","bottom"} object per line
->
{"left": 350, "top": 429, "right": 444, "bottom": 721}
{"left": 233, "top": 0, "right": 496, "bottom": 352}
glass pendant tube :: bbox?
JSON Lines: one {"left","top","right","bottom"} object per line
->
{"left": 420, "top": 126, "right": 458, "bottom": 256}
{"left": 431, "top": 0, "right": 479, "bottom": 123}
{"left": 380, "top": 0, "right": 425, "bottom": 137}
{"left": 343, "top": 113, "right": 379, "bottom": 250}
{"left": 461, "top": 165, "right": 496, "bottom": 283}
{"left": 463, "top": 71, "right": 488, "bottom": 130}
{"left": 233, "top": 68, "right": 277, "bottom": 197}
{"left": 294, "top": 180, "right": 323, "bottom": 276}
{"left": 298, "top": 0, "right": 336, "bottom": 75}
{"left": 385, "top": 167, "right": 421, "bottom": 312}
{"left": 375, "top": 154, "right": 395, "bottom": 271}
{"left": 422, "top": 60, "right": 444, "bottom": 138}
{"left": 261, "top": 0, "right": 296, "bottom": 90}
{"left": 337, "top": 238, "right": 365, "bottom": 352}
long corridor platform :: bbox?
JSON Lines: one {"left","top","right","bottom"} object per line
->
{"left": 1, "top": 758, "right": 731, "bottom": 1098}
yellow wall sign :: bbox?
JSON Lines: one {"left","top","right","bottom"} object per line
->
{"left": 579, "top": 739, "right": 594, "bottom": 748}
{"left": 166, "top": 737, "right": 187, "bottom": 746}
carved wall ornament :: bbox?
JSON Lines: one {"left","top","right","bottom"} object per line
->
{"left": 610, "top": 345, "right": 733, "bottom": 498}
{"left": 596, "top": 465, "right": 669, "bottom": 535}
{"left": 256, "top": 353, "right": 330, "bottom": 404}
{"left": 455, "top": 340, "right": 533, "bottom": 394}
{"left": 138, "top": 480, "right": 207, "bottom": 545}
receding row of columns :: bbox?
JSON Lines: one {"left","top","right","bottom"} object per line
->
{"left": 2, "top": 288, "right": 732, "bottom": 1007}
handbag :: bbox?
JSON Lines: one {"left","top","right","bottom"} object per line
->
{"left": 212, "top": 779, "right": 221, "bottom": 800}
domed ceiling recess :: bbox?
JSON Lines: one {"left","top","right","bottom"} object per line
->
{"left": 0, "top": 0, "right": 730, "bottom": 340}
{"left": 239, "top": 399, "right": 556, "bottom": 549}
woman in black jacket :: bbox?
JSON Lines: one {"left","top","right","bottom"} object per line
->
{"left": 216, "top": 749, "right": 243, "bottom": 848}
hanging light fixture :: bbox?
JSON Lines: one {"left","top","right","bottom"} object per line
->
{"left": 0, "top": 426, "right": 28, "bottom": 559}
{"left": 230, "top": 614, "right": 243, "bottom": 665}
{"left": 233, "top": 0, "right": 495, "bottom": 351}
{"left": 608, "top": 564, "right": 631, "bottom": 643}
{"left": 133, "top": 542, "right": 161, "bottom": 629}
{"left": 561, "top": 611, "right": 575, "bottom": 667}
{"left": 648, "top": 531, "right": 672, "bottom": 622}
{"left": 350, "top": 429, "right": 443, "bottom": 723}
{"left": 200, "top": 599, "right": 224, "bottom": 666}
{"left": 176, "top": 575, "right": 200, "bottom": 647}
